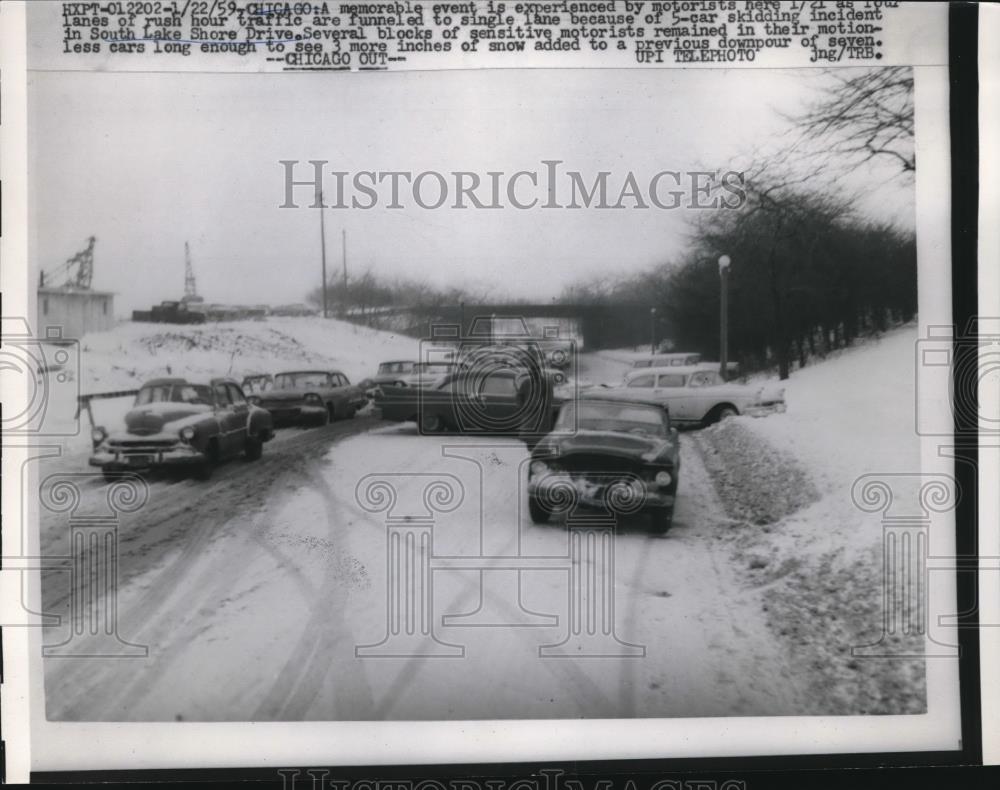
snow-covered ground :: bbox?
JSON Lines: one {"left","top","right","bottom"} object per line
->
{"left": 78, "top": 316, "right": 421, "bottom": 392}
{"left": 693, "top": 323, "right": 926, "bottom": 714}
{"left": 38, "top": 318, "right": 929, "bottom": 720}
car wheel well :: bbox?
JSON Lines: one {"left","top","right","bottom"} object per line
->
{"left": 705, "top": 403, "right": 739, "bottom": 424}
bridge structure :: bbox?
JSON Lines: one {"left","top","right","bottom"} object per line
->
{"left": 356, "top": 302, "right": 667, "bottom": 350}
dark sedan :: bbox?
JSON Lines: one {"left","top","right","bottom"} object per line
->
{"left": 250, "top": 370, "right": 366, "bottom": 426}
{"left": 89, "top": 377, "right": 273, "bottom": 481}
{"left": 527, "top": 395, "right": 681, "bottom": 533}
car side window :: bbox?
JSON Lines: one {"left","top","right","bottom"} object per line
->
{"left": 689, "top": 372, "right": 716, "bottom": 388}
{"left": 340, "top": 374, "right": 351, "bottom": 386}
{"left": 227, "top": 384, "right": 247, "bottom": 405}
{"left": 213, "top": 383, "right": 232, "bottom": 406}
{"left": 627, "top": 374, "right": 655, "bottom": 388}
{"left": 481, "top": 372, "right": 516, "bottom": 397}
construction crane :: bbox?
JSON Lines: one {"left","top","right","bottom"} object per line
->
{"left": 182, "top": 241, "right": 204, "bottom": 303}
{"left": 39, "top": 236, "right": 96, "bottom": 289}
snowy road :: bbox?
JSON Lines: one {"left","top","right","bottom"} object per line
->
{"left": 40, "top": 417, "right": 806, "bottom": 721}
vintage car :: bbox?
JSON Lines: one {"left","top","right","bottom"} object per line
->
{"left": 527, "top": 395, "right": 681, "bottom": 533}
{"left": 250, "top": 370, "right": 365, "bottom": 426}
{"left": 375, "top": 365, "right": 556, "bottom": 439}
{"left": 89, "top": 377, "right": 273, "bottom": 481}
{"left": 611, "top": 366, "right": 785, "bottom": 426}
{"left": 368, "top": 360, "right": 418, "bottom": 389}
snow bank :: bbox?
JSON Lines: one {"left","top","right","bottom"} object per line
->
{"left": 78, "top": 316, "right": 422, "bottom": 393}
{"left": 693, "top": 323, "right": 925, "bottom": 715}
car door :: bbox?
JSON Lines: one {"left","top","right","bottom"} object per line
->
{"left": 226, "top": 383, "right": 251, "bottom": 453}
{"left": 685, "top": 370, "right": 721, "bottom": 420}
{"left": 478, "top": 370, "right": 521, "bottom": 431}
{"left": 211, "top": 382, "right": 237, "bottom": 457}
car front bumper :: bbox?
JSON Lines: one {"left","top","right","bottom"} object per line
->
{"left": 744, "top": 401, "right": 787, "bottom": 417}
{"left": 90, "top": 444, "right": 206, "bottom": 471}
{"left": 528, "top": 473, "right": 675, "bottom": 511}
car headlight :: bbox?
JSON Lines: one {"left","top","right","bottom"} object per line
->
{"left": 91, "top": 427, "right": 107, "bottom": 445}
{"left": 654, "top": 471, "right": 672, "bottom": 487}
{"left": 530, "top": 460, "right": 549, "bottom": 478}
{"left": 180, "top": 426, "right": 196, "bottom": 443}
{"left": 248, "top": 395, "right": 261, "bottom": 406}
{"left": 304, "top": 393, "right": 322, "bottom": 404}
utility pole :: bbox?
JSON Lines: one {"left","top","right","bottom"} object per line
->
{"left": 342, "top": 228, "right": 348, "bottom": 317}
{"left": 319, "top": 188, "right": 328, "bottom": 319}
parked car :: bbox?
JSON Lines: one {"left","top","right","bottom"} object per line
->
{"left": 89, "top": 377, "right": 273, "bottom": 481}
{"left": 611, "top": 366, "right": 785, "bottom": 426}
{"left": 366, "top": 360, "right": 418, "bottom": 390}
{"left": 375, "top": 365, "right": 556, "bottom": 440}
{"left": 250, "top": 370, "right": 365, "bottom": 426}
{"left": 527, "top": 396, "right": 681, "bottom": 533}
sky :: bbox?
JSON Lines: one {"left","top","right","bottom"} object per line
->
{"left": 28, "top": 68, "right": 915, "bottom": 314}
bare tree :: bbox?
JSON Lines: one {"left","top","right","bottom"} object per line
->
{"left": 791, "top": 67, "right": 915, "bottom": 178}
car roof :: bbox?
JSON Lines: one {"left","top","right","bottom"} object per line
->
{"left": 141, "top": 377, "right": 190, "bottom": 387}
{"left": 625, "top": 365, "right": 716, "bottom": 377}
{"left": 275, "top": 370, "right": 342, "bottom": 376}
{"left": 576, "top": 392, "right": 670, "bottom": 412}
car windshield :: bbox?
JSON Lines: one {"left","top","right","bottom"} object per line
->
{"left": 416, "top": 363, "right": 452, "bottom": 375}
{"left": 558, "top": 401, "right": 667, "bottom": 436}
{"left": 136, "top": 384, "right": 213, "bottom": 405}
{"left": 274, "top": 372, "right": 330, "bottom": 390}
{"left": 378, "top": 362, "right": 414, "bottom": 374}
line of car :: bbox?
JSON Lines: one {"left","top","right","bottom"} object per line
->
{"left": 88, "top": 345, "right": 785, "bottom": 535}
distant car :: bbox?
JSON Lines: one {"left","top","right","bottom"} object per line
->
{"left": 527, "top": 396, "right": 681, "bottom": 533}
{"left": 375, "top": 365, "right": 556, "bottom": 440}
{"left": 368, "top": 360, "right": 418, "bottom": 390}
{"left": 241, "top": 373, "right": 274, "bottom": 395}
{"left": 251, "top": 370, "right": 365, "bottom": 426}
{"left": 612, "top": 366, "right": 785, "bottom": 426}
{"left": 89, "top": 377, "right": 273, "bottom": 481}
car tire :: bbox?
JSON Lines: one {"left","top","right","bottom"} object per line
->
{"left": 317, "top": 405, "right": 331, "bottom": 426}
{"left": 649, "top": 506, "right": 674, "bottom": 535}
{"left": 716, "top": 405, "right": 738, "bottom": 422}
{"left": 194, "top": 443, "right": 216, "bottom": 481}
{"left": 245, "top": 434, "right": 263, "bottom": 461}
{"left": 528, "top": 495, "right": 553, "bottom": 524}
{"left": 420, "top": 413, "right": 444, "bottom": 434}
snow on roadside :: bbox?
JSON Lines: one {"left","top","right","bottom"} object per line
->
{"left": 694, "top": 323, "right": 925, "bottom": 715}
{"left": 78, "top": 316, "right": 421, "bottom": 393}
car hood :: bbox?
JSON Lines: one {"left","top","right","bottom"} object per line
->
{"left": 124, "top": 402, "right": 211, "bottom": 435}
{"left": 536, "top": 430, "right": 676, "bottom": 464}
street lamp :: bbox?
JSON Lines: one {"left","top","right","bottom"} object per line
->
{"left": 650, "top": 307, "right": 657, "bottom": 354}
{"left": 718, "top": 255, "right": 731, "bottom": 379}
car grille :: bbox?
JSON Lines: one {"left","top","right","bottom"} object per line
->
{"left": 555, "top": 454, "right": 644, "bottom": 477}
{"left": 108, "top": 439, "right": 179, "bottom": 454}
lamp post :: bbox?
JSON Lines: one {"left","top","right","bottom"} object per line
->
{"left": 718, "top": 255, "right": 731, "bottom": 379}
{"left": 649, "top": 307, "right": 657, "bottom": 354}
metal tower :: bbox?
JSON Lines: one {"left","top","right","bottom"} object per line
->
{"left": 40, "top": 236, "right": 96, "bottom": 289}
{"left": 182, "top": 242, "right": 203, "bottom": 303}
